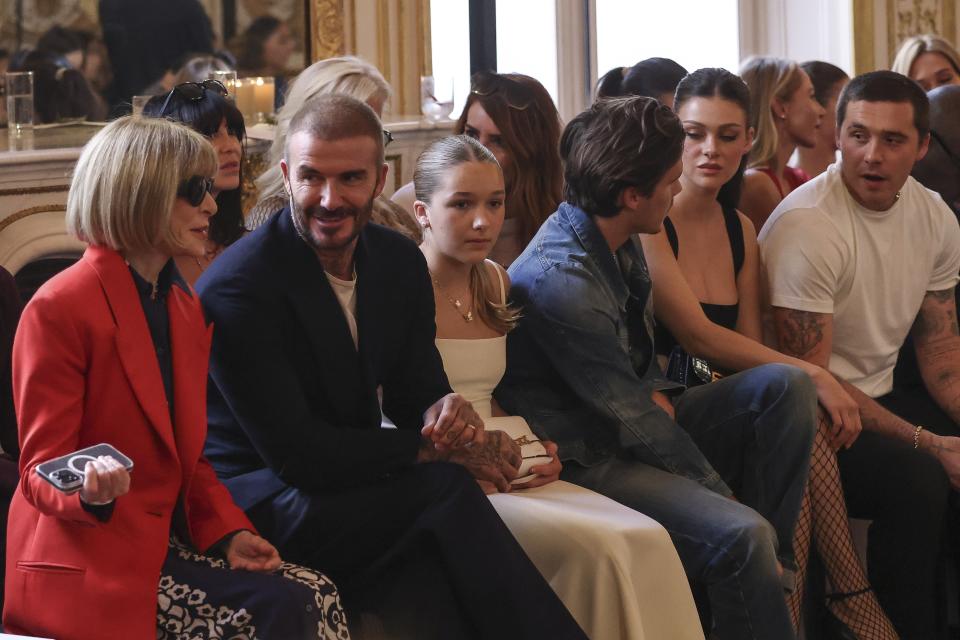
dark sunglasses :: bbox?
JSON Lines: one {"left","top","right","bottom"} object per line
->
{"left": 158, "top": 80, "right": 229, "bottom": 117}
{"left": 383, "top": 128, "right": 394, "bottom": 147}
{"left": 177, "top": 175, "right": 215, "bottom": 206}
{"left": 470, "top": 71, "right": 533, "bottom": 111}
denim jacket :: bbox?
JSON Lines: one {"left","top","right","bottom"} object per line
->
{"left": 496, "top": 203, "right": 731, "bottom": 497}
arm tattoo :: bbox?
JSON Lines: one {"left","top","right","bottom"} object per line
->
{"left": 779, "top": 309, "right": 826, "bottom": 358}
{"left": 913, "top": 289, "right": 959, "bottom": 342}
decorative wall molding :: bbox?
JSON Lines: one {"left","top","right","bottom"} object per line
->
{"left": 309, "top": 0, "right": 429, "bottom": 116}
{"left": 0, "top": 204, "right": 67, "bottom": 235}
{"left": 309, "top": 0, "right": 346, "bottom": 60}
{"left": 854, "top": 0, "right": 959, "bottom": 73}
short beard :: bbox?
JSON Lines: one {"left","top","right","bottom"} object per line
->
{"left": 289, "top": 192, "right": 375, "bottom": 255}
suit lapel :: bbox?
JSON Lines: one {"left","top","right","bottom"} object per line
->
{"left": 354, "top": 234, "right": 386, "bottom": 427}
{"left": 85, "top": 247, "right": 178, "bottom": 458}
{"left": 278, "top": 214, "right": 365, "bottom": 425}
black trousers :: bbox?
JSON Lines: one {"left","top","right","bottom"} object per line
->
{"left": 835, "top": 384, "right": 953, "bottom": 639}
{"left": 247, "top": 461, "right": 587, "bottom": 640}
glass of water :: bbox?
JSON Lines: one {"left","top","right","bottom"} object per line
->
{"left": 420, "top": 76, "right": 454, "bottom": 123}
{"left": 5, "top": 71, "right": 34, "bottom": 133}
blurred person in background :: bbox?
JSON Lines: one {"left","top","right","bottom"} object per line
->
{"left": 891, "top": 34, "right": 960, "bottom": 92}
{"left": 248, "top": 55, "right": 421, "bottom": 241}
{"left": 233, "top": 16, "right": 295, "bottom": 110}
{"left": 793, "top": 61, "right": 850, "bottom": 179}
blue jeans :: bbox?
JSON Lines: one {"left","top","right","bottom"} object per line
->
{"left": 561, "top": 364, "right": 814, "bottom": 640}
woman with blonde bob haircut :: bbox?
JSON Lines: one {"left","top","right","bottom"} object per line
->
{"left": 891, "top": 34, "right": 960, "bottom": 92}
{"left": 5, "top": 116, "right": 349, "bottom": 639}
{"left": 248, "top": 55, "right": 420, "bottom": 240}
{"left": 738, "top": 56, "right": 824, "bottom": 231}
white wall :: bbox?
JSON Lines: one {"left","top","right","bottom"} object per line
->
{"left": 739, "top": 0, "right": 853, "bottom": 73}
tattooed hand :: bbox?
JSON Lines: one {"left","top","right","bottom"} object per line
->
{"left": 445, "top": 431, "right": 522, "bottom": 493}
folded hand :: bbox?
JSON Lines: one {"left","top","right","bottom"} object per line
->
{"left": 226, "top": 530, "right": 282, "bottom": 573}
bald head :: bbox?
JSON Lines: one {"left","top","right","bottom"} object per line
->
{"left": 284, "top": 93, "right": 385, "bottom": 166}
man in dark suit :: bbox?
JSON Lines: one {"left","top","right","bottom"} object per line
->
{"left": 197, "top": 94, "right": 585, "bottom": 640}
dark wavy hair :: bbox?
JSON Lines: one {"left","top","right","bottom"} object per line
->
{"left": 801, "top": 61, "right": 849, "bottom": 108}
{"left": 11, "top": 50, "right": 105, "bottom": 124}
{"left": 234, "top": 16, "right": 283, "bottom": 72}
{"left": 142, "top": 87, "right": 247, "bottom": 247}
{"left": 455, "top": 72, "right": 562, "bottom": 247}
{"left": 674, "top": 68, "right": 752, "bottom": 210}
{"left": 561, "top": 96, "right": 683, "bottom": 218}
{"left": 596, "top": 57, "right": 689, "bottom": 102}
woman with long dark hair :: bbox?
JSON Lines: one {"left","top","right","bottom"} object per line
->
{"left": 143, "top": 80, "right": 246, "bottom": 285}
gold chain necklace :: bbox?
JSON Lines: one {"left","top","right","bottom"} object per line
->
{"left": 430, "top": 272, "right": 474, "bottom": 322}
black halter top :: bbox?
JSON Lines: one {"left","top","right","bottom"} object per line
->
{"left": 654, "top": 204, "right": 744, "bottom": 358}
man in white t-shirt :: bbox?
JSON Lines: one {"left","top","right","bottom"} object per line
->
{"left": 759, "top": 70, "right": 960, "bottom": 639}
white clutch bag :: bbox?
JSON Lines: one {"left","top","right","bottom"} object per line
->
{"left": 485, "top": 416, "right": 553, "bottom": 485}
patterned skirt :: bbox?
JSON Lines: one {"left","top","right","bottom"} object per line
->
{"left": 157, "top": 536, "right": 350, "bottom": 639}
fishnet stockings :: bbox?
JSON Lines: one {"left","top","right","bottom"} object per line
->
{"left": 787, "top": 412, "right": 898, "bottom": 639}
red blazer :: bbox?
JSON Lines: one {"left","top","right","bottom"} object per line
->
{"left": 3, "top": 246, "right": 253, "bottom": 639}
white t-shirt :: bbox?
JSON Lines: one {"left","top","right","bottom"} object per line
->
{"left": 758, "top": 163, "right": 960, "bottom": 398}
{"left": 325, "top": 270, "right": 358, "bottom": 349}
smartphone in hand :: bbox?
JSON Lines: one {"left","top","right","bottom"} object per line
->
{"left": 35, "top": 443, "right": 134, "bottom": 494}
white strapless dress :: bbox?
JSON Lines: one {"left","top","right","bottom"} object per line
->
{"left": 436, "top": 336, "right": 704, "bottom": 640}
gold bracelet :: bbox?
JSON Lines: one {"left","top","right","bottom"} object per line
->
{"left": 913, "top": 424, "right": 924, "bottom": 449}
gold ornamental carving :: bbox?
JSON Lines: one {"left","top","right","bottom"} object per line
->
{"left": 888, "top": 0, "right": 954, "bottom": 46}
{"left": 310, "top": 0, "right": 346, "bottom": 61}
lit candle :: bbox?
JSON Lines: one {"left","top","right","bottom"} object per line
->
{"left": 252, "top": 77, "right": 275, "bottom": 121}
{"left": 235, "top": 79, "right": 255, "bottom": 121}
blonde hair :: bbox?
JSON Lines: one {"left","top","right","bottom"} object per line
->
{"left": 891, "top": 34, "right": 960, "bottom": 78}
{"left": 739, "top": 56, "right": 805, "bottom": 170}
{"left": 66, "top": 116, "right": 217, "bottom": 253}
{"left": 255, "top": 56, "right": 390, "bottom": 204}
{"left": 415, "top": 135, "right": 520, "bottom": 334}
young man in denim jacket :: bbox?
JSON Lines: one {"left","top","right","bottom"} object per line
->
{"left": 496, "top": 96, "right": 814, "bottom": 640}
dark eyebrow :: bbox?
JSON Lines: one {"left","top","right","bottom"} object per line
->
{"left": 682, "top": 120, "right": 743, "bottom": 129}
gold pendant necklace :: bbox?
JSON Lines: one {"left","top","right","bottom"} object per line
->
{"left": 430, "top": 272, "right": 474, "bottom": 322}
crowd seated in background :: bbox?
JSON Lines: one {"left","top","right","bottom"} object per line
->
{"left": 760, "top": 71, "right": 960, "bottom": 639}
{"left": 231, "top": 16, "right": 295, "bottom": 111}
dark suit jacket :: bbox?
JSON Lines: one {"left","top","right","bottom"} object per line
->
{"left": 197, "top": 209, "right": 451, "bottom": 509}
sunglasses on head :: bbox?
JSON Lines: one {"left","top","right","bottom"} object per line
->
{"left": 177, "top": 175, "right": 215, "bottom": 206}
{"left": 470, "top": 71, "right": 534, "bottom": 111}
{"left": 158, "top": 80, "right": 229, "bottom": 117}
{"left": 383, "top": 128, "right": 394, "bottom": 147}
